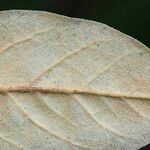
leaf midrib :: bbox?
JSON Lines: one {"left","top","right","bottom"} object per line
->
{"left": 0, "top": 86, "right": 149, "bottom": 100}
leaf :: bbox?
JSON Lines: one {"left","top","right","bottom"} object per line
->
{"left": 0, "top": 10, "right": 149, "bottom": 150}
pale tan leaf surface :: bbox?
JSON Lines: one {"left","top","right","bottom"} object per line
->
{"left": 0, "top": 10, "right": 150, "bottom": 150}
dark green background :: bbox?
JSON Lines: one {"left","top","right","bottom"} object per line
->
{"left": 0, "top": 0, "right": 150, "bottom": 47}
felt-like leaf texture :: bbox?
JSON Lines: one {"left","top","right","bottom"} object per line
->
{"left": 0, "top": 10, "right": 150, "bottom": 150}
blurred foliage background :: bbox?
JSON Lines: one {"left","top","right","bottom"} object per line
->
{"left": 0, "top": 0, "right": 150, "bottom": 47}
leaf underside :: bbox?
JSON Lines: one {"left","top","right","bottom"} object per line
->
{"left": 0, "top": 10, "right": 150, "bottom": 150}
